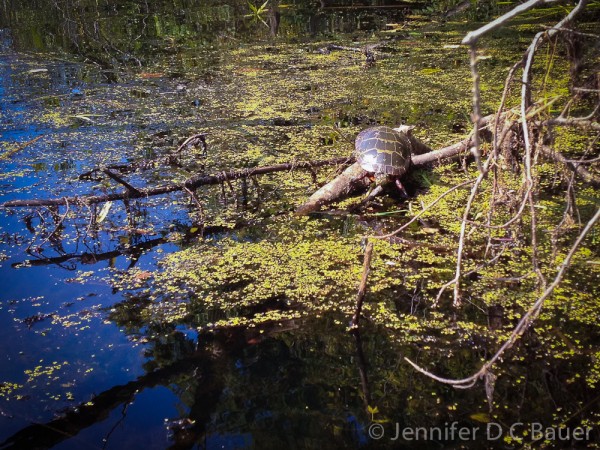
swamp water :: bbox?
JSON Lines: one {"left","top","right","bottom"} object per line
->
{"left": 0, "top": 1, "right": 599, "bottom": 448}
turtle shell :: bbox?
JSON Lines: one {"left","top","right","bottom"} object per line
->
{"left": 354, "top": 126, "right": 412, "bottom": 176}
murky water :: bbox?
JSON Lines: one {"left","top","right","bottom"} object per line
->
{"left": 0, "top": 3, "right": 406, "bottom": 448}
{"left": 1, "top": 1, "right": 599, "bottom": 449}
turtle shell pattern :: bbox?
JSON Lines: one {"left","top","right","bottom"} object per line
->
{"left": 354, "top": 126, "right": 412, "bottom": 176}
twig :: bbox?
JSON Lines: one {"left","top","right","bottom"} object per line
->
{"left": 102, "top": 169, "right": 142, "bottom": 195}
{"left": 564, "top": 133, "right": 600, "bottom": 164}
{"left": 461, "top": 187, "right": 531, "bottom": 230}
{"left": 539, "top": 145, "right": 600, "bottom": 187}
{"left": 461, "top": 0, "right": 549, "bottom": 45}
{"left": 406, "top": 206, "right": 600, "bottom": 387}
{"left": 467, "top": 44, "right": 484, "bottom": 173}
{"left": 449, "top": 151, "right": 495, "bottom": 306}
{"left": 183, "top": 186, "right": 205, "bottom": 234}
{"left": 351, "top": 241, "right": 374, "bottom": 329}
{"left": 31, "top": 199, "right": 71, "bottom": 252}
{"left": 528, "top": 187, "right": 546, "bottom": 286}
{"left": 0, "top": 135, "right": 44, "bottom": 160}
{"left": 551, "top": 172, "right": 578, "bottom": 258}
{"left": 370, "top": 179, "right": 476, "bottom": 240}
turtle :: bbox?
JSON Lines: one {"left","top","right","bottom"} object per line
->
{"left": 354, "top": 126, "right": 413, "bottom": 197}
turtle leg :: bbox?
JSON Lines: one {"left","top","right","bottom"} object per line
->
{"left": 395, "top": 179, "right": 409, "bottom": 197}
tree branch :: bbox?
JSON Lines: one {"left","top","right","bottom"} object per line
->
{"left": 1, "top": 157, "right": 352, "bottom": 208}
{"left": 406, "top": 206, "right": 600, "bottom": 387}
{"left": 539, "top": 145, "right": 600, "bottom": 187}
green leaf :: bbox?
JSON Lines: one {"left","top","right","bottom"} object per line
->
{"left": 367, "top": 405, "right": 379, "bottom": 415}
{"left": 258, "top": 0, "right": 269, "bottom": 13}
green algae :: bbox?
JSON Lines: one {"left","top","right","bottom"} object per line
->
{"left": 102, "top": 17, "right": 600, "bottom": 390}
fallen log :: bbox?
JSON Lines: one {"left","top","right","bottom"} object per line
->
{"left": 0, "top": 117, "right": 487, "bottom": 210}
{"left": 294, "top": 162, "right": 371, "bottom": 216}
{"left": 295, "top": 134, "right": 475, "bottom": 215}
{"left": 1, "top": 157, "right": 353, "bottom": 208}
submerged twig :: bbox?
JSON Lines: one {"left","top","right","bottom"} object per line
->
{"left": 0, "top": 135, "right": 44, "bottom": 160}
{"left": 351, "top": 241, "right": 374, "bottom": 329}
{"left": 406, "top": 207, "right": 600, "bottom": 387}
{"left": 103, "top": 169, "right": 142, "bottom": 195}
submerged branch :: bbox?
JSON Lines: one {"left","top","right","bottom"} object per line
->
{"left": 1, "top": 157, "right": 352, "bottom": 208}
{"left": 539, "top": 145, "right": 600, "bottom": 187}
{"left": 0, "top": 135, "right": 44, "bottom": 161}
{"left": 351, "top": 241, "right": 374, "bottom": 329}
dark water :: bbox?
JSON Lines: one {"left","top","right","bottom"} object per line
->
{"left": 1, "top": 1, "right": 599, "bottom": 449}
{"left": 0, "top": 2, "right": 408, "bottom": 449}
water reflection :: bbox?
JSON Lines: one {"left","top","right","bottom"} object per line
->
{"left": 1, "top": 0, "right": 413, "bottom": 70}
{"left": 0, "top": 318, "right": 376, "bottom": 449}
{"left": 0, "top": 2, "right": 413, "bottom": 448}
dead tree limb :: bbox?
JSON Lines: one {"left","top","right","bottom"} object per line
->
{"left": 541, "top": 117, "right": 600, "bottom": 131}
{"left": 294, "top": 162, "right": 370, "bottom": 216}
{"left": 1, "top": 157, "right": 352, "bottom": 208}
{"left": 539, "top": 145, "right": 600, "bottom": 187}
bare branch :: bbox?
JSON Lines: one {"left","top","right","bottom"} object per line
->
{"left": 2, "top": 157, "right": 352, "bottom": 208}
{"left": 541, "top": 117, "right": 600, "bottom": 131}
{"left": 370, "top": 179, "right": 476, "bottom": 240}
{"left": 539, "top": 145, "right": 600, "bottom": 187}
{"left": 406, "top": 207, "right": 600, "bottom": 388}
{"left": 462, "top": 0, "right": 551, "bottom": 45}
{"left": 467, "top": 44, "right": 484, "bottom": 173}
